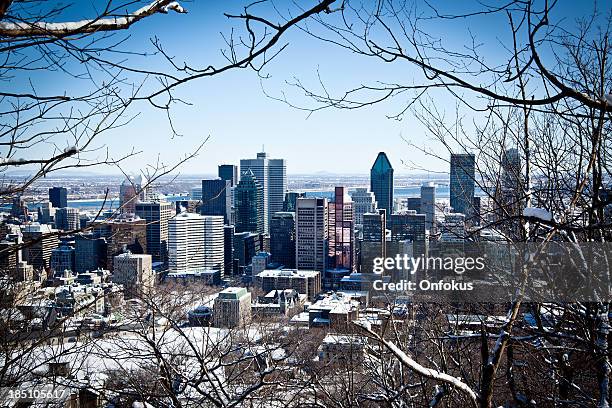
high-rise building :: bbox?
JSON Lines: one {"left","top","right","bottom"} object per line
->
{"left": 49, "top": 187, "right": 68, "bottom": 208}
{"left": 21, "top": 223, "right": 59, "bottom": 275}
{"left": 75, "top": 232, "right": 107, "bottom": 272}
{"left": 450, "top": 153, "right": 476, "bottom": 218}
{"left": 328, "top": 187, "right": 355, "bottom": 272}
{"left": 201, "top": 179, "right": 231, "bottom": 224}
{"left": 283, "top": 192, "right": 306, "bottom": 212}
{"left": 240, "top": 152, "right": 286, "bottom": 233}
{"left": 168, "top": 213, "right": 224, "bottom": 275}
{"left": 388, "top": 212, "right": 426, "bottom": 257}
{"left": 190, "top": 187, "right": 202, "bottom": 201}
{"left": 218, "top": 164, "right": 238, "bottom": 187}
{"left": 223, "top": 225, "right": 235, "bottom": 276}
{"left": 440, "top": 213, "right": 467, "bottom": 242}
{"left": 268, "top": 158, "right": 287, "bottom": 223}
{"left": 235, "top": 170, "right": 264, "bottom": 234}
{"left": 135, "top": 201, "right": 173, "bottom": 264}
{"left": 54, "top": 207, "right": 80, "bottom": 231}
{"left": 103, "top": 214, "right": 147, "bottom": 271}
{"left": 50, "top": 245, "right": 75, "bottom": 274}
{"left": 120, "top": 175, "right": 148, "bottom": 214}
{"left": 406, "top": 197, "right": 421, "bottom": 213}
{"left": 350, "top": 188, "right": 376, "bottom": 225}
{"left": 497, "top": 148, "right": 522, "bottom": 224}
{"left": 420, "top": 182, "right": 436, "bottom": 232}
{"left": 360, "top": 210, "right": 386, "bottom": 274}
{"left": 213, "top": 287, "right": 251, "bottom": 328}
{"left": 296, "top": 197, "right": 328, "bottom": 272}
{"left": 370, "top": 152, "right": 394, "bottom": 216}
{"left": 113, "top": 252, "right": 154, "bottom": 298}
{"left": 270, "top": 212, "right": 295, "bottom": 268}
{"left": 255, "top": 269, "right": 321, "bottom": 300}
{"left": 233, "top": 232, "right": 261, "bottom": 270}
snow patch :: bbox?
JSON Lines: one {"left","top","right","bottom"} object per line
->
{"left": 523, "top": 207, "right": 553, "bottom": 222}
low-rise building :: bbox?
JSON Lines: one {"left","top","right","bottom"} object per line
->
{"left": 213, "top": 287, "right": 251, "bottom": 328}
{"left": 255, "top": 269, "right": 321, "bottom": 300}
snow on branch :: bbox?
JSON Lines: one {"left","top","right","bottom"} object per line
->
{"left": 354, "top": 321, "right": 479, "bottom": 406}
{"left": 523, "top": 207, "right": 553, "bottom": 222}
{"left": 0, "top": 0, "right": 187, "bottom": 38}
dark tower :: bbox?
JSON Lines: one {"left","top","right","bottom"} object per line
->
{"left": 370, "top": 152, "right": 394, "bottom": 216}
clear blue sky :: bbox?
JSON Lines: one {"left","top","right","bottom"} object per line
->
{"left": 15, "top": 1, "right": 596, "bottom": 176}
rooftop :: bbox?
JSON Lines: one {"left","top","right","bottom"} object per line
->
{"left": 257, "top": 269, "right": 319, "bottom": 278}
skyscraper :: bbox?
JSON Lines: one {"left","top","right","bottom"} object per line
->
{"left": 497, "top": 148, "right": 523, "bottom": 224}
{"left": 450, "top": 153, "right": 476, "bottom": 218}
{"left": 103, "top": 214, "right": 147, "bottom": 271}
{"left": 49, "top": 187, "right": 68, "bottom": 208}
{"left": 120, "top": 175, "right": 148, "bottom": 214}
{"left": 168, "top": 212, "right": 203, "bottom": 273}
{"left": 270, "top": 212, "right": 295, "bottom": 268}
{"left": 75, "top": 232, "right": 107, "bottom": 272}
{"left": 370, "top": 152, "right": 394, "bottom": 216}
{"left": 268, "top": 158, "right": 287, "bottom": 224}
{"left": 350, "top": 188, "right": 376, "bottom": 225}
{"left": 113, "top": 252, "right": 154, "bottom": 298}
{"left": 328, "top": 187, "right": 355, "bottom": 272}
{"left": 360, "top": 209, "right": 386, "bottom": 273}
{"left": 201, "top": 179, "right": 231, "bottom": 224}
{"left": 235, "top": 170, "right": 264, "bottom": 234}
{"left": 50, "top": 245, "right": 75, "bottom": 274}
{"left": 296, "top": 197, "right": 328, "bottom": 272}
{"left": 240, "top": 151, "right": 286, "bottom": 233}
{"left": 21, "top": 223, "right": 59, "bottom": 274}
{"left": 168, "top": 213, "right": 224, "bottom": 275}
{"left": 224, "top": 225, "right": 235, "bottom": 275}
{"left": 54, "top": 207, "right": 80, "bottom": 231}
{"left": 388, "top": 212, "right": 426, "bottom": 257}
{"left": 218, "top": 164, "right": 238, "bottom": 187}
{"left": 283, "top": 191, "right": 306, "bottom": 213}
{"left": 135, "top": 200, "right": 173, "bottom": 264}
{"left": 420, "top": 182, "right": 436, "bottom": 232}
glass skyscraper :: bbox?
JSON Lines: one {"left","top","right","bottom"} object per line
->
{"left": 270, "top": 211, "right": 296, "bottom": 268}
{"left": 370, "top": 152, "right": 394, "bottom": 216}
{"left": 49, "top": 187, "right": 67, "bottom": 208}
{"left": 201, "top": 179, "right": 231, "bottom": 224}
{"left": 235, "top": 170, "right": 264, "bottom": 234}
{"left": 218, "top": 164, "right": 238, "bottom": 187}
{"left": 449, "top": 153, "right": 476, "bottom": 218}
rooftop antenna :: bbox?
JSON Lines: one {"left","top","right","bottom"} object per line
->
{"left": 262, "top": 144, "right": 265, "bottom": 153}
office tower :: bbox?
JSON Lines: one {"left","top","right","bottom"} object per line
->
{"left": 241, "top": 151, "right": 287, "bottom": 233}
{"left": 104, "top": 214, "right": 147, "bottom": 271}
{"left": 11, "top": 196, "right": 27, "bottom": 218}
{"left": 218, "top": 164, "right": 238, "bottom": 187}
{"left": 75, "top": 232, "right": 107, "bottom": 272}
{"left": 113, "top": 252, "right": 154, "bottom": 298}
{"left": 135, "top": 200, "right": 173, "bottom": 264}
{"left": 440, "top": 213, "right": 466, "bottom": 242}
{"left": 50, "top": 245, "right": 75, "bottom": 274}
{"left": 21, "top": 223, "right": 59, "bottom": 274}
{"left": 328, "top": 187, "right": 355, "bottom": 272}
{"left": 283, "top": 192, "right": 306, "bottom": 212}
{"left": 190, "top": 187, "right": 202, "bottom": 201}
{"left": 201, "top": 215, "right": 225, "bottom": 277}
{"left": 255, "top": 269, "right": 321, "bottom": 300}
{"left": 370, "top": 152, "right": 394, "bottom": 216}
{"left": 213, "top": 287, "right": 251, "bottom": 328}
{"left": 240, "top": 152, "right": 269, "bottom": 232}
{"left": 497, "top": 148, "right": 522, "bottom": 222}
{"left": 472, "top": 197, "right": 481, "bottom": 226}
{"left": 268, "top": 158, "right": 287, "bottom": 223}
{"left": 224, "top": 225, "right": 235, "bottom": 276}
{"left": 49, "top": 187, "right": 68, "bottom": 208}
{"left": 251, "top": 252, "right": 271, "bottom": 277}
{"left": 360, "top": 210, "right": 386, "bottom": 273}
{"left": 37, "top": 202, "right": 55, "bottom": 224}
{"left": 120, "top": 174, "right": 148, "bottom": 214}
{"left": 350, "top": 188, "right": 376, "bottom": 225}
{"left": 296, "top": 197, "right": 328, "bottom": 272}
{"left": 235, "top": 170, "right": 264, "bottom": 234}
{"left": 421, "top": 182, "right": 436, "bottom": 232}
{"left": 54, "top": 207, "right": 80, "bottom": 231}
{"left": 233, "top": 232, "right": 261, "bottom": 270}
{"left": 406, "top": 197, "right": 421, "bottom": 213}
{"left": 270, "top": 212, "right": 295, "bottom": 268}
{"left": 201, "top": 179, "right": 231, "bottom": 224}
{"left": 450, "top": 153, "right": 476, "bottom": 218}
{"left": 388, "top": 212, "right": 426, "bottom": 256}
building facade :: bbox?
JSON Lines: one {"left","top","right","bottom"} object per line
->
{"left": 450, "top": 153, "right": 476, "bottom": 218}
{"left": 235, "top": 170, "right": 264, "bottom": 234}
{"left": 296, "top": 197, "right": 328, "bottom": 272}
{"left": 135, "top": 200, "right": 173, "bottom": 264}
{"left": 49, "top": 187, "right": 68, "bottom": 208}
{"left": 270, "top": 211, "right": 296, "bottom": 268}
{"left": 370, "top": 152, "right": 394, "bottom": 217}
{"left": 201, "top": 179, "right": 231, "bottom": 224}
